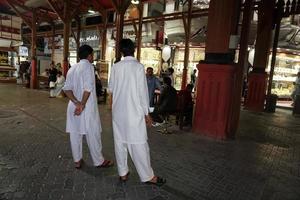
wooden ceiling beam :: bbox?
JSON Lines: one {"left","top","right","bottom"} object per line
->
{"left": 93, "top": 0, "right": 107, "bottom": 17}
{"left": 122, "top": 0, "right": 132, "bottom": 13}
{"left": 47, "top": 0, "right": 65, "bottom": 22}
{"left": 9, "top": 0, "right": 31, "bottom": 12}
{"left": 5, "top": 0, "right": 33, "bottom": 29}
{"left": 69, "top": 0, "right": 85, "bottom": 20}
{"left": 111, "top": 0, "right": 119, "bottom": 12}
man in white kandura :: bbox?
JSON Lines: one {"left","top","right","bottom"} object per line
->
{"left": 63, "top": 45, "right": 113, "bottom": 169}
{"left": 108, "top": 39, "right": 166, "bottom": 186}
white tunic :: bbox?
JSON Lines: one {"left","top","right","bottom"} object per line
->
{"left": 63, "top": 59, "right": 102, "bottom": 135}
{"left": 108, "top": 56, "right": 149, "bottom": 144}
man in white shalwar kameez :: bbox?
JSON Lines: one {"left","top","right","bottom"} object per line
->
{"left": 108, "top": 39, "right": 166, "bottom": 186}
{"left": 63, "top": 45, "right": 113, "bottom": 169}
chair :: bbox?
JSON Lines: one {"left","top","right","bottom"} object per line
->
{"left": 157, "top": 110, "right": 177, "bottom": 134}
{"left": 176, "top": 90, "right": 193, "bottom": 130}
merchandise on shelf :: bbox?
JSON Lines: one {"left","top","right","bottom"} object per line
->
{"left": 267, "top": 53, "right": 300, "bottom": 98}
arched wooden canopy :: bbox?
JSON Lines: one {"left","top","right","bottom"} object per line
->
{"left": 0, "top": 0, "right": 159, "bottom": 25}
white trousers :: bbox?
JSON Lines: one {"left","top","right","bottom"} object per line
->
{"left": 114, "top": 140, "right": 154, "bottom": 182}
{"left": 70, "top": 132, "right": 104, "bottom": 166}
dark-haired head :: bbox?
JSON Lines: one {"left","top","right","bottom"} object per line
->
{"left": 167, "top": 67, "right": 174, "bottom": 74}
{"left": 78, "top": 45, "right": 94, "bottom": 63}
{"left": 119, "top": 39, "right": 135, "bottom": 57}
{"left": 186, "top": 84, "right": 193, "bottom": 92}
{"left": 163, "top": 76, "right": 172, "bottom": 86}
{"left": 146, "top": 67, "right": 154, "bottom": 76}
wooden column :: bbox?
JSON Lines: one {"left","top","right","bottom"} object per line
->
{"left": 113, "top": 0, "right": 131, "bottom": 62}
{"left": 101, "top": 15, "right": 108, "bottom": 61}
{"left": 267, "top": 1, "right": 284, "bottom": 96}
{"left": 181, "top": 0, "right": 192, "bottom": 90}
{"left": 229, "top": 0, "right": 253, "bottom": 136}
{"left": 51, "top": 23, "right": 55, "bottom": 62}
{"left": 30, "top": 10, "right": 38, "bottom": 89}
{"left": 62, "top": 0, "right": 70, "bottom": 76}
{"left": 193, "top": 0, "right": 241, "bottom": 139}
{"left": 136, "top": 3, "right": 144, "bottom": 61}
{"left": 115, "top": 11, "right": 125, "bottom": 62}
{"left": 244, "top": 0, "right": 276, "bottom": 111}
{"left": 76, "top": 17, "right": 81, "bottom": 62}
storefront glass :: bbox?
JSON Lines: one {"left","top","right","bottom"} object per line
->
{"left": 267, "top": 53, "right": 300, "bottom": 99}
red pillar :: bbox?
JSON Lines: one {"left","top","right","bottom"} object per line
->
{"left": 30, "top": 10, "right": 38, "bottom": 89}
{"left": 62, "top": 0, "right": 70, "bottom": 77}
{"left": 193, "top": 0, "right": 241, "bottom": 139}
{"left": 244, "top": 0, "right": 276, "bottom": 111}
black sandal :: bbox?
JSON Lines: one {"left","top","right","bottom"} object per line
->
{"left": 96, "top": 160, "right": 114, "bottom": 168}
{"left": 119, "top": 172, "right": 130, "bottom": 182}
{"left": 75, "top": 159, "right": 84, "bottom": 169}
{"left": 145, "top": 176, "right": 166, "bottom": 187}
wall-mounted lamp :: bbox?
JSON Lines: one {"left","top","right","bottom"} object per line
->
{"left": 88, "top": 6, "right": 96, "bottom": 14}
{"left": 131, "top": 0, "right": 140, "bottom": 4}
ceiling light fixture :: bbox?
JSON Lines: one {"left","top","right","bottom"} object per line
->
{"left": 131, "top": 0, "right": 140, "bottom": 4}
{"left": 88, "top": 6, "right": 96, "bottom": 14}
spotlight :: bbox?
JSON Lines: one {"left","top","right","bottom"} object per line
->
{"left": 131, "top": 0, "right": 140, "bottom": 4}
{"left": 88, "top": 6, "right": 96, "bottom": 14}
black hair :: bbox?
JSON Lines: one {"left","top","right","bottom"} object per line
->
{"left": 163, "top": 76, "right": 172, "bottom": 86}
{"left": 78, "top": 45, "right": 93, "bottom": 60}
{"left": 168, "top": 67, "right": 174, "bottom": 74}
{"left": 186, "top": 84, "right": 193, "bottom": 90}
{"left": 146, "top": 67, "right": 153, "bottom": 71}
{"left": 57, "top": 71, "right": 62, "bottom": 75}
{"left": 119, "top": 39, "right": 135, "bottom": 56}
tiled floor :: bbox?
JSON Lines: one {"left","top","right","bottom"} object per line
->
{"left": 0, "top": 84, "right": 300, "bottom": 200}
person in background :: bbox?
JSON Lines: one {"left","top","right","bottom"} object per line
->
{"left": 190, "top": 69, "right": 197, "bottom": 88}
{"left": 95, "top": 69, "right": 103, "bottom": 103}
{"left": 25, "top": 61, "right": 32, "bottom": 88}
{"left": 150, "top": 76, "right": 177, "bottom": 124}
{"left": 242, "top": 77, "right": 248, "bottom": 99}
{"left": 50, "top": 71, "right": 65, "bottom": 98}
{"left": 291, "top": 72, "right": 300, "bottom": 105}
{"left": 63, "top": 44, "right": 113, "bottom": 169}
{"left": 167, "top": 67, "right": 175, "bottom": 86}
{"left": 146, "top": 67, "right": 161, "bottom": 107}
{"left": 19, "top": 61, "right": 29, "bottom": 84}
{"left": 108, "top": 39, "right": 166, "bottom": 186}
{"left": 49, "top": 62, "right": 58, "bottom": 90}
{"left": 56, "top": 63, "right": 62, "bottom": 72}
{"left": 177, "top": 84, "right": 194, "bottom": 126}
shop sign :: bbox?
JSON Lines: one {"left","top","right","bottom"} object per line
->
{"left": 0, "top": 51, "right": 8, "bottom": 66}
{"left": 44, "top": 35, "right": 63, "bottom": 54}
{"left": 19, "top": 46, "right": 28, "bottom": 57}
{"left": 80, "top": 30, "right": 100, "bottom": 48}
{"left": 80, "top": 35, "right": 99, "bottom": 42}
{"left": 109, "top": 24, "right": 152, "bottom": 41}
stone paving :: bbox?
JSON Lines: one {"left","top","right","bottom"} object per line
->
{"left": 0, "top": 83, "right": 300, "bottom": 200}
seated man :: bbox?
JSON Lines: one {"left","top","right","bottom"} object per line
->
{"left": 150, "top": 76, "right": 177, "bottom": 123}
{"left": 50, "top": 71, "right": 65, "bottom": 98}
{"left": 177, "top": 84, "right": 194, "bottom": 126}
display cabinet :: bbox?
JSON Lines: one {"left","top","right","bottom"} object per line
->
{"left": 268, "top": 53, "right": 300, "bottom": 98}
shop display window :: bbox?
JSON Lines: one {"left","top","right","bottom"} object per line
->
{"left": 267, "top": 53, "right": 300, "bottom": 98}
{"left": 140, "top": 48, "right": 161, "bottom": 74}
{"left": 172, "top": 48, "right": 204, "bottom": 89}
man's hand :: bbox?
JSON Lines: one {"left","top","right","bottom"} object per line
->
{"left": 74, "top": 102, "right": 85, "bottom": 116}
{"left": 145, "top": 115, "right": 153, "bottom": 127}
